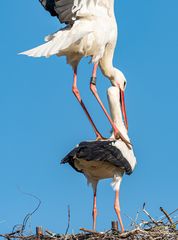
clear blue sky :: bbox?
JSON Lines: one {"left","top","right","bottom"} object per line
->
{"left": 1, "top": 0, "right": 178, "bottom": 234}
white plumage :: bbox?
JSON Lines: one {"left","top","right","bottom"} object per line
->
{"left": 20, "top": 0, "right": 118, "bottom": 71}
{"left": 19, "top": 0, "right": 130, "bottom": 144}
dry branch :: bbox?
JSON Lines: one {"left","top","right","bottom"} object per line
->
{"left": 65, "top": 206, "right": 71, "bottom": 235}
{"left": 142, "top": 203, "right": 159, "bottom": 226}
{"left": 160, "top": 207, "right": 174, "bottom": 225}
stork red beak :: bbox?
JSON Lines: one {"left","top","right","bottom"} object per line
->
{"left": 120, "top": 90, "right": 128, "bottom": 131}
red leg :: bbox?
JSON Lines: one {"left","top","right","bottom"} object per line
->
{"left": 120, "top": 90, "right": 128, "bottom": 131}
{"left": 114, "top": 190, "right": 124, "bottom": 233}
{"left": 90, "top": 64, "right": 131, "bottom": 149}
{"left": 92, "top": 189, "right": 97, "bottom": 231}
{"left": 72, "top": 68, "right": 103, "bottom": 140}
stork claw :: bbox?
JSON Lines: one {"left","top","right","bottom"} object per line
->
{"left": 96, "top": 136, "right": 107, "bottom": 141}
{"left": 114, "top": 131, "right": 132, "bottom": 150}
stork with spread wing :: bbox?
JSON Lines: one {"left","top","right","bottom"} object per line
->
{"left": 20, "top": 0, "right": 130, "bottom": 148}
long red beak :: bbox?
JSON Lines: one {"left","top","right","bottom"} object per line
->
{"left": 120, "top": 90, "right": 128, "bottom": 131}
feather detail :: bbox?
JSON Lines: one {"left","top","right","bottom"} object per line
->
{"left": 19, "top": 23, "right": 93, "bottom": 58}
{"left": 39, "top": 0, "right": 112, "bottom": 25}
{"left": 110, "top": 174, "right": 123, "bottom": 191}
{"left": 39, "top": 0, "right": 57, "bottom": 17}
{"left": 61, "top": 140, "right": 135, "bottom": 175}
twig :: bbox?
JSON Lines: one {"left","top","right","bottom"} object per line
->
{"left": 45, "top": 229, "right": 56, "bottom": 237}
{"left": 80, "top": 228, "right": 100, "bottom": 234}
{"left": 124, "top": 213, "right": 139, "bottom": 228}
{"left": 0, "top": 234, "right": 33, "bottom": 239}
{"left": 119, "top": 228, "right": 148, "bottom": 238}
{"left": 160, "top": 208, "right": 178, "bottom": 222}
{"left": 174, "top": 220, "right": 178, "bottom": 225}
{"left": 142, "top": 203, "right": 159, "bottom": 226}
{"left": 65, "top": 205, "right": 71, "bottom": 235}
{"left": 160, "top": 207, "right": 174, "bottom": 225}
{"left": 12, "top": 188, "right": 41, "bottom": 235}
{"left": 134, "top": 210, "right": 140, "bottom": 223}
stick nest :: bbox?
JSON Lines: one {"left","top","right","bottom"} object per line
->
{"left": 1, "top": 206, "right": 177, "bottom": 240}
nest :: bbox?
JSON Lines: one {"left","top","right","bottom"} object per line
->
{"left": 1, "top": 226, "right": 178, "bottom": 240}
{"left": 1, "top": 206, "right": 177, "bottom": 240}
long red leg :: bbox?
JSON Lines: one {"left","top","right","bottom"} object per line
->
{"left": 92, "top": 189, "right": 97, "bottom": 231}
{"left": 120, "top": 90, "right": 128, "bottom": 131}
{"left": 90, "top": 64, "right": 131, "bottom": 148}
{"left": 114, "top": 190, "right": 124, "bottom": 233}
{"left": 72, "top": 67, "right": 103, "bottom": 140}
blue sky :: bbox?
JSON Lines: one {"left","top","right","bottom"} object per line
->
{"left": 1, "top": 0, "right": 178, "bottom": 234}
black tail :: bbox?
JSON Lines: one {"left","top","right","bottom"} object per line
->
{"left": 39, "top": 0, "right": 57, "bottom": 17}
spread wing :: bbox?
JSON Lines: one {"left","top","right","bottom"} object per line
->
{"left": 39, "top": 0, "right": 111, "bottom": 25}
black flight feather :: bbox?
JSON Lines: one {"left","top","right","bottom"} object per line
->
{"left": 61, "top": 141, "right": 133, "bottom": 175}
{"left": 39, "top": 0, "right": 57, "bottom": 17}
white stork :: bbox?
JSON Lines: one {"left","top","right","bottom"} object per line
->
{"left": 61, "top": 86, "right": 137, "bottom": 232}
{"left": 20, "top": 0, "right": 131, "bottom": 147}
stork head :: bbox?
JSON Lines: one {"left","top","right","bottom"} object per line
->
{"left": 111, "top": 68, "right": 127, "bottom": 91}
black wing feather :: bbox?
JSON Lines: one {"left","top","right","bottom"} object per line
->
{"left": 61, "top": 141, "right": 133, "bottom": 175}
{"left": 39, "top": 0, "right": 57, "bottom": 17}
{"left": 39, "top": 0, "right": 79, "bottom": 24}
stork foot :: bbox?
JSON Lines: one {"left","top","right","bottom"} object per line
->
{"left": 95, "top": 136, "right": 107, "bottom": 141}
{"left": 114, "top": 131, "right": 132, "bottom": 150}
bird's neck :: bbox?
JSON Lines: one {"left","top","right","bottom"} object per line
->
{"left": 107, "top": 87, "right": 129, "bottom": 141}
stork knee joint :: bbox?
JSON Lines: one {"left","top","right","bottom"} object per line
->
{"left": 114, "top": 205, "right": 120, "bottom": 213}
{"left": 90, "top": 77, "right": 97, "bottom": 85}
{"left": 90, "top": 82, "right": 97, "bottom": 93}
{"left": 92, "top": 207, "right": 97, "bottom": 217}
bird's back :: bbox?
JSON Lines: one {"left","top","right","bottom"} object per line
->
{"left": 61, "top": 140, "right": 135, "bottom": 176}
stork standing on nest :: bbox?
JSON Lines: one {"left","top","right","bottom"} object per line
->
{"left": 20, "top": 0, "right": 130, "bottom": 147}
{"left": 61, "top": 86, "right": 137, "bottom": 232}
